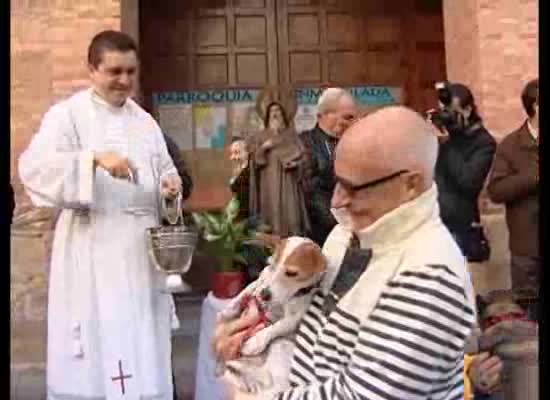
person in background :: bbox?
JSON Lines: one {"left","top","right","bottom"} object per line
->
{"left": 160, "top": 133, "right": 193, "bottom": 400}
{"left": 432, "top": 83, "right": 496, "bottom": 262}
{"left": 162, "top": 133, "right": 193, "bottom": 203}
{"left": 300, "top": 88, "right": 356, "bottom": 246}
{"left": 487, "top": 78, "right": 539, "bottom": 320}
{"left": 160, "top": 134, "right": 193, "bottom": 236}
{"left": 229, "top": 138, "right": 250, "bottom": 222}
{"left": 229, "top": 137, "right": 274, "bottom": 283}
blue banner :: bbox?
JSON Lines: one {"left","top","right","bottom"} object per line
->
{"left": 153, "top": 89, "right": 258, "bottom": 106}
{"left": 154, "top": 86, "right": 399, "bottom": 106}
{"left": 295, "top": 86, "right": 398, "bottom": 105}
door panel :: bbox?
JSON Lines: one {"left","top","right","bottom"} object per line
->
{"left": 141, "top": 0, "right": 446, "bottom": 109}
{"left": 276, "top": 0, "right": 413, "bottom": 88}
{"left": 141, "top": 0, "right": 278, "bottom": 96}
{"left": 139, "top": 0, "right": 447, "bottom": 209}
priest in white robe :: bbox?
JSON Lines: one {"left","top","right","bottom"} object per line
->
{"left": 19, "top": 30, "right": 182, "bottom": 400}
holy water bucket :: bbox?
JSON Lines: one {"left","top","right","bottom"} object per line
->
{"left": 146, "top": 193, "right": 199, "bottom": 293}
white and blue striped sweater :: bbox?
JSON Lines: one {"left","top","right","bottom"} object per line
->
{"left": 272, "top": 186, "right": 476, "bottom": 400}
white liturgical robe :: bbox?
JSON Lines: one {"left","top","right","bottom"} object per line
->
{"left": 19, "top": 89, "right": 181, "bottom": 400}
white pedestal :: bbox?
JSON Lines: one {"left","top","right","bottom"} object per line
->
{"left": 194, "top": 292, "right": 233, "bottom": 400}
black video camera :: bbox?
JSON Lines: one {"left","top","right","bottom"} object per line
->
{"left": 426, "top": 81, "right": 461, "bottom": 133}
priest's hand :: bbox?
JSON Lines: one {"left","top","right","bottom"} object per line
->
{"left": 94, "top": 152, "right": 135, "bottom": 181}
{"left": 161, "top": 175, "right": 181, "bottom": 199}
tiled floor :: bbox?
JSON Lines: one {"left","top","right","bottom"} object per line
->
{"left": 10, "top": 293, "right": 205, "bottom": 400}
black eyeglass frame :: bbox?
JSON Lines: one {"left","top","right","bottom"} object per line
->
{"left": 335, "top": 169, "right": 410, "bottom": 194}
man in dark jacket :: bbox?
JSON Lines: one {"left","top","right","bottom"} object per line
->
{"left": 433, "top": 83, "right": 496, "bottom": 260}
{"left": 161, "top": 133, "right": 193, "bottom": 400}
{"left": 301, "top": 88, "right": 356, "bottom": 246}
{"left": 487, "top": 78, "right": 539, "bottom": 318}
{"left": 163, "top": 133, "right": 193, "bottom": 202}
{"left": 229, "top": 138, "right": 250, "bottom": 222}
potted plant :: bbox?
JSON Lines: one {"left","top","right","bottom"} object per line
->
{"left": 192, "top": 197, "right": 270, "bottom": 299}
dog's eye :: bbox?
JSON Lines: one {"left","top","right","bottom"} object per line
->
{"left": 285, "top": 270, "right": 298, "bottom": 278}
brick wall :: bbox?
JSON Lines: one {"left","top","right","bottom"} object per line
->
{"left": 11, "top": 0, "right": 121, "bottom": 369}
{"left": 443, "top": 0, "right": 481, "bottom": 102}
{"left": 443, "top": 0, "right": 538, "bottom": 140}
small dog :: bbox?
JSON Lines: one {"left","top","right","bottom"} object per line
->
{"left": 475, "top": 290, "right": 538, "bottom": 400}
{"left": 477, "top": 291, "right": 537, "bottom": 359}
{"left": 212, "top": 235, "right": 327, "bottom": 394}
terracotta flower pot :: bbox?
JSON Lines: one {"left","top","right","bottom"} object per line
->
{"left": 211, "top": 271, "right": 245, "bottom": 299}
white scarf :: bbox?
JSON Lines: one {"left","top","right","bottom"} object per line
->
{"left": 321, "top": 185, "right": 442, "bottom": 321}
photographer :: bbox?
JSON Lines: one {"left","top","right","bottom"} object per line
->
{"left": 429, "top": 82, "right": 496, "bottom": 262}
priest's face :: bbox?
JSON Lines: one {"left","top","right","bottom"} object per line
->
{"left": 89, "top": 50, "right": 138, "bottom": 107}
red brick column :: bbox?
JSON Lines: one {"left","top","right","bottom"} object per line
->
{"left": 443, "top": 0, "right": 538, "bottom": 140}
{"left": 10, "top": 0, "right": 121, "bottom": 370}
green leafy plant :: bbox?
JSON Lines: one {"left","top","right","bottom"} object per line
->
{"left": 191, "top": 197, "right": 269, "bottom": 273}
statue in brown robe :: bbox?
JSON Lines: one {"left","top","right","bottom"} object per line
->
{"left": 248, "top": 102, "right": 310, "bottom": 237}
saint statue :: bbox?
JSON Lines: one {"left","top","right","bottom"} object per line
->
{"left": 247, "top": 100, "right": 310, "bottom": 237}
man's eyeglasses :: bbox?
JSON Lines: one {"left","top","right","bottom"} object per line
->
{"left": 335, "top": 169, "right": 409, "bottom": 194}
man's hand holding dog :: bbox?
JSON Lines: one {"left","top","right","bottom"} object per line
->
{"left": 240, "top": 330, "right": 270, "bottom": 356}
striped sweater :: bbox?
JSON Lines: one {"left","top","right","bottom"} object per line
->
{"left": 272, "top": 186, "right": 476, "bottom": 400}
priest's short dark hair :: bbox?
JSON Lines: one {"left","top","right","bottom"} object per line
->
{"left": 88, "top": 30, "right": 138, "bottom": 68}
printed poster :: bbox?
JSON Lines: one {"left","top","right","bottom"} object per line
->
{"left": 294, "top": 104, "right": 318, "bottom": 133}
{"left": 194, "top": 105, "right": 227, "bottom": 149}
{"left": 231, "top": 102, "right": 263, "bottom": 140}
{"left": 157, "top": 104, "right": 193, "bottom": 150}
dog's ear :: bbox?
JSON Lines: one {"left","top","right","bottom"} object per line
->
{"left": 305, "top": 242, "right": 327, "bottom": 273}
{"left": 254, "top": 232, "right": 282, "bottom": 250}
{"left": 271, "top": 238, "right": 288, "bottom": 265}
{"left": 284, "top": 241, "right": 327, "bottom": 274}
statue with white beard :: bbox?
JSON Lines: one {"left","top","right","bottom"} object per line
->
{"left": 247, "top": 101, "right": 310, "bottom": 237}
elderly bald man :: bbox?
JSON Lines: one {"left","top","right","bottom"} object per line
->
{"left": 226, "top": 106, "right": 478, "bottom": 400}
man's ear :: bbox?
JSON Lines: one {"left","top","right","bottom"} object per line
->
{"left": 403, "top": 171, "right": 423, "bottom": 200}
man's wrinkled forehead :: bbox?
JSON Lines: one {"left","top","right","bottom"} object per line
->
{"left": 338, "top": 95, "right": 356, "bottom": 112}
{"left": 334, "top": 119, "right": 381, "bottom": 173}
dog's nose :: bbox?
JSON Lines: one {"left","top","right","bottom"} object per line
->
{"left": 260, "top": 288, "right": 272, "bottom": 302}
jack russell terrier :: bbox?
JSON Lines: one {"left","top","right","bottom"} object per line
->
{"left": 212, "top": 235, "right": 327, "bottom": 394}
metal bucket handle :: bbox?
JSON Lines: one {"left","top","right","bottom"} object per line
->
{"left": 161, "top": 191, "right": 183, "bottom": 225}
